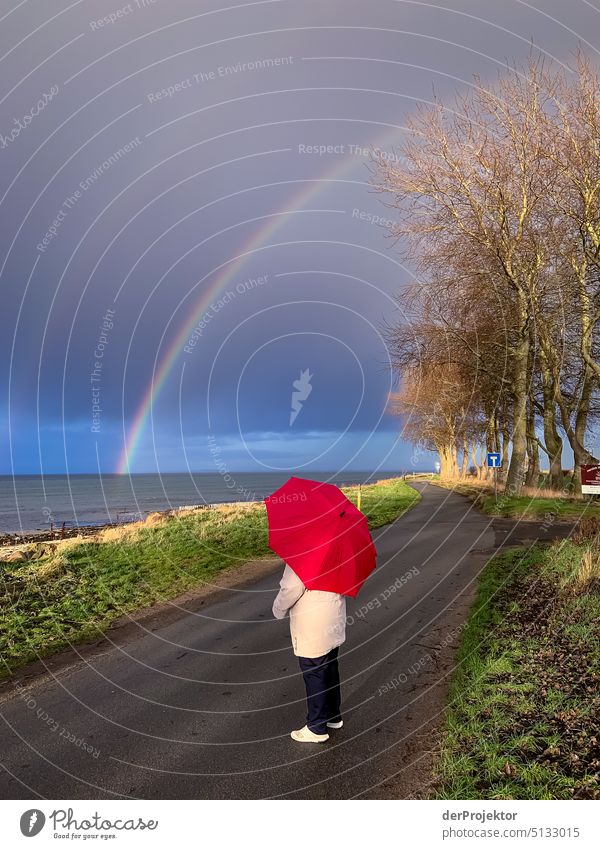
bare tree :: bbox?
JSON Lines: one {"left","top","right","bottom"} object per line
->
{"left": 389, "top": 361, "right": 485, "bottom": 478}
{"left": 376, "top": 55, "right": 600, "bottom": 494}
{"left": 541, "top": 52, "right": 600, "bottom": 489}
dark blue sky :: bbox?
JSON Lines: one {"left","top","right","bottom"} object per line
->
{"left": 1, "top": 0, "right": 597, "bottom": 474}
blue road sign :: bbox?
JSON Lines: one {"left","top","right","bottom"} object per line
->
{"left": 487, "top": 452, "right": 501, "bottom": 468}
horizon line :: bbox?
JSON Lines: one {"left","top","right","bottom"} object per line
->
{"left": 0, "top": 468, "right": 423, "bottom": 477}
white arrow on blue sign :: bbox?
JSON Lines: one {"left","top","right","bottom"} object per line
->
{"left": 487, "top": 452, "right": 501, "bottom": 468}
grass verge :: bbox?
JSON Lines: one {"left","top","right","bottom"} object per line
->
{"left": 432, "top": 478, "right": 600, "bottom": 521}
{"left": 435, "top": 542, "right": 600, "bottom": 799}
{"left": 0, "top": 477, "right": 419, "bottom": 679}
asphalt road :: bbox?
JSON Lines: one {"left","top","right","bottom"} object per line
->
{"left": 0, "top": 481, "right": 559, "bottom": 799}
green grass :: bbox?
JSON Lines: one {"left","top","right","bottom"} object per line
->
{"left": 432, "top": 479, "right": 600, "bottom": 520}
{"left": 436, "top": 542, "right": 600, "bottom": 799}
{"left": 343, "top": 479, "right": 421, "bottom": 528}
{"left": 0, "top": 477, "right": 419, "bottom": 679}
{"left": 478, "top": 494, "right": 599, "bottom": 520}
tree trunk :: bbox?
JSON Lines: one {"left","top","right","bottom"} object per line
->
{"left": 471, "top": 444, "right": 485, "bottom": 480}
{"left": 525, "top": 435, "right": 540, "bottom": 488}
{"left": 554, "top": 362, "right": 597, "bottom": 494}
{"left": 571, "top": 272, "right": 598, "bottom": 494}
{"left": 555, "top": 385, "right": 597, "bottom": 490}
{"left": 506, "top": 303, "right": 529, "bottom": 496}
{"left": 492, "top": 409, "right": 499, "bottom": 453}
{"left": 470, "top": 446, "right": 479, "bottom": 478}
{"left": 450, "top": 444, "right": 458, "bottom": 478}
{"left": 438, "top": 443, "right": 456, "bottom": 478}
{"left": 525, "top": 395, "right": 540, "bottom": 488}
{"left": 482, "top": 415, "right": 496, "bottom": 482}
{"left": 570, "top": 271, "right": 599, "bottom": 494}
{"left": 492, "top": 408, "right": 501, "bottom": 458}
{"left": 539, "top": 352, "right": 563, "bottom": 490}
{"left": 460, "top": 436, "right": 469, "bottom": 478}
{"left": 500, "top": 418, "right": 510, "bottom": 483}
{"left": 538, "top": 320, "right": 592, "bottom": 492}
{"left": 572, "top": 364, "right": 594, "bottom": 496}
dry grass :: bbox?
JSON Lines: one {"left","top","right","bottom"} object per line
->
{"left": 0, "top": 502, "right": 263, "bottom": 561}
{"left": 212, "top": 502, "right": 261, "bottom": 517}
{"left": 54, "top": 536, "right": 88, "bottom": 552}
{"left": 433, "top": 476, "right": 599, "bottom": 520}
{"left": 570, "top": 549, "right": 600, "bottom": 592}
{"left": 520, "top": 484, "right": 579, "bottom": 501}
{"left": 562, "top": 543, "right": 600, "bottom": 595}
{"left": 437, "top": 476, "right": 491, "bottom": 490}
{"left": 143, "top": 511, "right": 169, "bottom": 526}
{"left": 439, "top": 478, "right": 579, "bottom": 501}
{"left": 572, "top": 515, "right": 600, "bottom": 544}
{"left": 22, "top": 554, "right": 70, "bottom": 583}
{"left": 99, "top": 523, "right": 145, "bottom": 543}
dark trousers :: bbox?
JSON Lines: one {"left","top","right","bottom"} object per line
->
{"left": 298, "top": 646, "right": 342, "bottom": 734}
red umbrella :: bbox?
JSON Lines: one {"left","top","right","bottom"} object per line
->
{"left": 264, "top": 476, "right": 377, "bottom": 598}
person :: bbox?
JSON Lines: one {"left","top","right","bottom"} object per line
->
{"left": 272, "top": 563, "right": 346, "bottom": 743}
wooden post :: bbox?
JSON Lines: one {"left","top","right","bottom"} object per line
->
{"left": 357, "top": 484, "right": 362, "bottom": 512}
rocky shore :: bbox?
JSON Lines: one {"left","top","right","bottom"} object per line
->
{"left": 0, "top": 522, "right": 118, "bottom": 548}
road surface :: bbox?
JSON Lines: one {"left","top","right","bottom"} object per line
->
{"left": 0, "top": 482, "right": 566, "bottom": 799}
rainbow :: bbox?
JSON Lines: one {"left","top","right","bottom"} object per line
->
{"left": 116, "top": 128, "right": 402, "bottom": 474}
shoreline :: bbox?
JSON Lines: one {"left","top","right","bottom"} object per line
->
{"left": 0, "top": 500, "right": 258, "bottom": 547}
{"left": 0, "top": 477, "right": 403, "bottom": 550}
{"left": 0, "top": 471, "right": 410, "bottom": 540}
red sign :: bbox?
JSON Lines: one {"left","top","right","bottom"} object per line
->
{"left": 581, "top": 464, "right": 600, "bottom": 494}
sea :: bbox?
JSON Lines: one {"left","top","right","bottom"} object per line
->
{"left": 0, "top": 471, "right": 401, "bottom": 534}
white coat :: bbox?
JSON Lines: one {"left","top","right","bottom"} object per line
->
{"left": 272, "top": 564, "right": 346, "bottom": 658}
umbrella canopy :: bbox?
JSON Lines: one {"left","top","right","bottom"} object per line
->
{"left": 264, "top": 476, "right": 377, "bottom": 598}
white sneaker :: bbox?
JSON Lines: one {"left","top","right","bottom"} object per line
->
{"left": 327, "top": 720, "right": 344, "bottom": 729}
{"left": 290, "top": 725, "right": 329, "bottom": 743}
